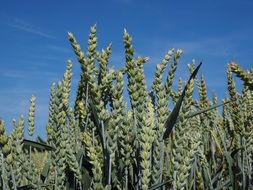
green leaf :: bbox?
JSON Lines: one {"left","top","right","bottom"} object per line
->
{"left": 148, "top": 180, "right": 172, "bottom": 190}
{"left": 224, "top": 151, "right": 235, "bottom": 189}
{"left": 186, "top": 101, "right": 230, "bottom": 118}
{"left": 81, "top": 167, "right": 92, "bottom": 190}
{"left": 75, "top": 149, "right": 92, "bottom": 190}
{"left": 211, "top": 163, "right": 225, "bottom": 186}
{"left": 231, "top": 148, "right": 241, "bottom": 159}
{"left": 37, "top": 136, "right": 46, "bottom": 144}
{"left": 202, "top": 165, "right": 213, "bottom": 189}
{"left": 88, "top": 100, "right": 111, "bottom": 185}
{"left": 76, "top": 149, "right": 93, "bottom": 176}
{"left": 41, "top": 161, "right": 51, "bottom": 182}
{"left": 213, "top": 179, "right": 231, "bottom": 190}
{"left": 17, "top": 185, "right": 35, "bottom": 190}
{"left": 17, "top": 184, "right": 53, "bottom": 190}
{"left": 76, "top": 148, "right": 85, "bottom": 163}
{"left": 163, "top": 62, "right": 202, "bottom": 139}
{"left": 23, "top": 139, "right": 53, "bottom": 151}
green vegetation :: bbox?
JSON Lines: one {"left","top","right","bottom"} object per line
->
{"left": 0, "top": 25, "right": 252, "bottom": 189}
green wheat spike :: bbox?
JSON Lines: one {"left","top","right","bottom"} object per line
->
{"left": 46, "top": 83, "right": 56, "bottom": 144}
{"left": 28, "top": 95, "right": 36, "bottom": 137}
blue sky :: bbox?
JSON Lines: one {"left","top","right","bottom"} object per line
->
{"left": 0, "top": 0, "right": 252, "bottom": 138}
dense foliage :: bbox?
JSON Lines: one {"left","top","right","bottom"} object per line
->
{"left": 0, "top": 25, "right": 253, "bottom": 190}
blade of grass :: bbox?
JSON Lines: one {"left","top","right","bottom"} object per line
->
{"left": 88, "top": 100, "right": 110, "bottom": 186}
{"left": 148, "top": 180, "right": 172, "bottom": 190}
{"left": 163, "top": 62, "right": 202, "bottom": 140}
{"left": 213, "top": 179, "right": 231, "bottom": 190}
{"left": 23, "top": 139, "right": 53, "bottom": 151}
{"left": 186, "top": 101, "right": 230, "bottom": 119}
{"left": 41, "top": 161, "right": 51, "bottom": 182}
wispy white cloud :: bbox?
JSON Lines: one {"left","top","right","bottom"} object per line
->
{"left": 146, "top": 37, "right": 236, "bottom": 58}
{"left": 6, "top": 17, "right": 54, "bottom": 39}
{"left": 146, "top": 29, "right": 253, "bottom": 59}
